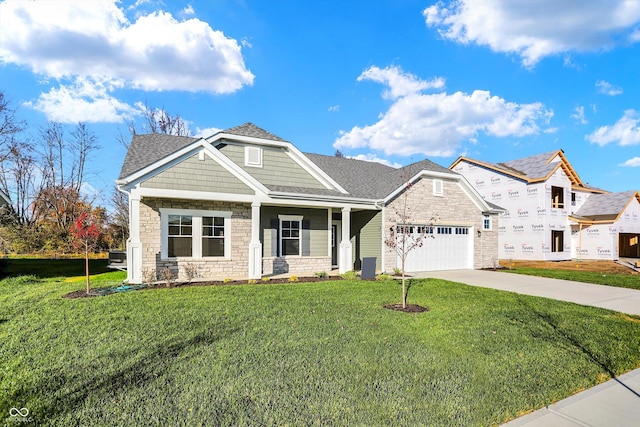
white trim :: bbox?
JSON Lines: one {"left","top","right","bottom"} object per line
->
{"left": 135, "top": 187, "right": 259, "bottom": 203}
{"left": 160, "top": 208, "right": 232, "bottom": 260}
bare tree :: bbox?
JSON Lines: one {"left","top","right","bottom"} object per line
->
{"left": 109, "top": 185, "right": 129, "bottom": 249}
{"left": 117, "top": 102, "right": 190, "bottom": 149}
{"left": 0, "top": 91, "right": 26, "bottom": 157}
{"left": 384, "top": 180, "right": 437, "bottom": 309}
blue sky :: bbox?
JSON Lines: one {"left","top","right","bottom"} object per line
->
{"left": 1, "top": 0, "right": 639, "bottom": 207}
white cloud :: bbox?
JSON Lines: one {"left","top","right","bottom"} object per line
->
{"left": 24, "top": 78, "right": 139, "bottom": 123}
{"left": 194, "top": 127, "right": 222, "bottom": 138}
{"left": 182, "top": 5, "right": 195, "bottom": 16}
{"left": 571, "top": 106, "right": 587, "bottom": 125}
{"left": 346, "top": 154, "right": 401, "bottom": 168}
{"left": 587, "top": 109, "right": 640, "bottom": 146}
{"left": 335, "top": 66, "right": 552, "bottom": 157}
{"left": 328, "top": 105, "right": 340, "bottom": 112}
{"left": 620, "top": 157, "right": 640, "bottom": 167}
{"left": 0, "top": 0, "right": 254, "bottom": 94}
{"left": 596, "top": 80, "right": 623, "bottom": 96}
{"left": 424, "top": 0, "right": 640, "bottom": 67}
{"left": 358, "top": 65, "right": 445, "bottom": 100}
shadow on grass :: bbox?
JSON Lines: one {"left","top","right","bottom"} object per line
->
{"left": 515, "top": 297, "right": 640, "bottom": 399}
{"left": 3, "top": 258, "right": 111, "bottom": 279}
{"left": 4, "top": 323, "right": 239, "bottom": 423}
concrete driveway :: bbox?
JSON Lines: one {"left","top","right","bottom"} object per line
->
{"left": 411, "top": 269, "right": 640, "bottom": 316}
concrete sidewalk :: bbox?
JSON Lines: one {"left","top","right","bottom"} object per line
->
{"left": 416, "top": 269, "right": 640, "bottom": 316}
{"left": 413, "top": 269, "right": 640, "bottom": 426}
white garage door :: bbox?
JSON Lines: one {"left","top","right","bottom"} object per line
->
{"left": 399, "top": 226, "right": 473, "bottom": 272}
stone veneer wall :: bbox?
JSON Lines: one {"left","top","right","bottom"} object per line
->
{"left": 139, "top": 198, "right": 252, "bottom": 281}
{"left": 262, "top": 256, "right": 332, "bottom": 276}
{"left": 382, "top": 177, "right": 500, "bottom": 272}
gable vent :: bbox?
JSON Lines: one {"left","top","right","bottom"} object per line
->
{"left": 245, "top": 146, "right": 263, "bottom": 168}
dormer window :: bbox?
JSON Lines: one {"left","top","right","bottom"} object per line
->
{"left": 245, "top": 146, "right": 263, "bottom": 168}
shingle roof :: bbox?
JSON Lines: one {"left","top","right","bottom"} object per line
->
{"left": 497, "top": 151, "right": 559, "bottom": 179}
{"left": 222, "top": 123, "right": 288, "bottom": 142}
{"left": 574, "top": 190, "right": 639, "bottom": 221}
{"left": 305, "top": 153, "right": 456, "bottom": 199}
{"left": 119, "top": 134, "right": 198, "bottom": 179}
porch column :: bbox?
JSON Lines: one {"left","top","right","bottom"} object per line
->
{"left": 248, "top": 202, "right": 262, "bottom": 279}
{"left": 339, "top": 207, "right": 352, "bottom": 273}
{"left": 127, "top": 192, "right": 142, "bottom": 283}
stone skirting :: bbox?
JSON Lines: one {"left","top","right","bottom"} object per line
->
{"left": 262, "top": 256, "right": 332, "bottom": 276}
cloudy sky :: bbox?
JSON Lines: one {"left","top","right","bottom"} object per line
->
{"left": 1, "top": 0, "right": 639, "bottom": 201}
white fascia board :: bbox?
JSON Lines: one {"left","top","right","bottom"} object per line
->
{"left": 268, "top": 191, "right": 380, "bottom": 208}
{"left": 208, "top": 132, "right": 349, "bottom": 194}
{"left": 118, "top": 139, "right": 270, "bottom": 196}
{"left": 382, "top": 169, "right": 460, "bottom": 203}
{"left": 264, "top": 197, "right": 379, "bottom": 210}
{"left": 206, "top": 132, "right": 291, "bottom": 149}
{"left": 284, "top": 146, "right": 349, "bottom": 194}
{"left": 134, "top": 187, "right": 259, "bottom": 204}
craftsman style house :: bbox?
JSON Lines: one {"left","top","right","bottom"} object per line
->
{"left": 451, "top": 150, "right": 640, "bottom": 261}
{"left": 117, "top": 123, "right": 503, "bottom": 283}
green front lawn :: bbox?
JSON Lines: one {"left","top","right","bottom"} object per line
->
{"left": 502, "top": 267, "right": 640, "bottom": 290}
{"left": 2, "top": 272, "right": 640, "bottom": 426}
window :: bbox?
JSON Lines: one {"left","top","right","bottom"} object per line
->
{"left": 571, "top": 192, "right": 576, "bottom": 206}
{"left": 245, "top": 146, "right": 263, "bottom": 168}
{"left": 161, "top": 209, "right": 231, "bottom": 259}
{"left": 551, "top": 230, "right": 564, "bottom": 252}
{"left": 455, "top": 227, "right": 469, "bottom": 235}
{"left": 551, "top": 186, "right": 564, "bottom": 209}
{"left": 280, "top": 215, "right": 302, "bottom": 256}
{"left": 483, "top": 214, "right": 492, "bottom": 230}
{"left": 433, "top": 179, "right": 443, "bottom": 196}
{"left": 437, "top": 227, "right": 452, "bottom": 235}
{"left": 168, "top": 215, "right": 192, "bottom": 257}
{"left": 202, "top": 216, "right": 225, "bottom": 257}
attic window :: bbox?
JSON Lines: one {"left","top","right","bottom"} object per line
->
{"left": 433, "top": 179, "right": 443, "bottom": 196}
{"left": 245, "top": 146, "right": 263, "bottom": 168}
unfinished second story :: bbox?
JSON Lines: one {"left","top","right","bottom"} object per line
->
{"left": 450, "top": 150, "right": 607, "bottom": 221}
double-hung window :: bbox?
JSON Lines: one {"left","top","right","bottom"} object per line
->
{"left": 162, "top": 209, "right": 231, "bottom": 259}
{"left": 483, "top": 214, "right": 492, "bottom": 230}
{"left": 279, "top": 215, "right": 303, "bottom": 256}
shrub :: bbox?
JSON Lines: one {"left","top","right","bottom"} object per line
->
{"left": 313, "top": 271, "right": 328, "bottom": 279}
{"left": 142, "top": 269, "right": 157, "bottom": 285}
{"left": 393, "top": 267, "right": 402, "bottom": 276}
{"left": 223, "top": 278, "right": 233, "bottom": 283}
{"left": 375, "top": 273, "right": 392, "bottom": 281}
{"left": 158, "top": 267, "right": 175, "bottom": 288}
{"left": 288, "top": 276, "right": 299, "bottom": 283}
{"left": 182, "top": 263, "right": 199, "bottom": 282}
{"left": 261, "top": 277, "right": 271, "bottom": 282}
{"left": 247, "top": 279, "right": 257, "bottom": 284}
{"left": 340, "top": 270, "right": 358, "bottom": 280}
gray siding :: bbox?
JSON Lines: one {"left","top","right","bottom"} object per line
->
{"left": 219, "top": 143, "right": 327, "bottom": 189}
{"left": 141, "top": 153, "right": 254, "bottom": 194}
{"left": 261, "top": 206, "right": 328, "bottom": 257}
{"left": 351, "top": 210, "right": 382, "bottom": 271}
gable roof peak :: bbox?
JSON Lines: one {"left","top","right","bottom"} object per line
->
{"left": 222, "top": 122, "right": 288, "bottom": 142}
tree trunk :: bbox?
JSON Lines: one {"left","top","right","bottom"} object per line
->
{"left": 401, "top": 258, "right": 407, "bottom": 308}
{"left": 85, "top": 242, "right": 90, "bottom": 295}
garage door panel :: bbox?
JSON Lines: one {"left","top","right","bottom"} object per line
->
{"left": 400, "top": 226, "right": 472, "bottom": 272}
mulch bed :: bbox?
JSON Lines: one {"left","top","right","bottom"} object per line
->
{"left": 384, "top": 303, "right": 430, "bottom": 313}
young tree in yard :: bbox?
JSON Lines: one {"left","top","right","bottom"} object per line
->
{"left": 71, "top": 211, "right": 103, "bottom": 295}
{"left": 384, "top": 180, "right": 437, "bottom": 309}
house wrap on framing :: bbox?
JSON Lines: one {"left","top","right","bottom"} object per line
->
{"left": 451, "top": 150, "right": 640, "bottom": 261}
